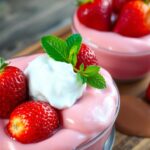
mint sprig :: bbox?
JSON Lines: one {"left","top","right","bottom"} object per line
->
{"left": 41, "top": 35, "right": 69, "bottom": 62}
{"left": 77, "top": 65, "right": 106, "bottom": 89}
{"left": 41, "top": 34, "right": 106, "bottom": 89}
{"left": 87, "top": 74, "right": 106, "bottom": 89}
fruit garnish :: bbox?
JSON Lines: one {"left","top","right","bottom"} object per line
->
{"left": 113, "top": 0, "right": 150, "bottom": 37}
{"left": 146, "top": 83, "right": 150, "bottom": 102}
{"left": 7, "top": 101, "right": 59, "bottom": 143}
{"left": 76, "top": 43, "right": 98, "bottom": 69}
{"left": 0, "top": 57, "right": 28, "bottom": 118}
{"left": 76, "top": 0, "right": 113, "bottom": 31}
{"left": 41, "top": 34, "right": 106, "bottom": 89}
{"left": 113, "top": 0, "right": 131, "bottom": 13}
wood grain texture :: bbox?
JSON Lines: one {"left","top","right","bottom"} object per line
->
{"left": 0, "top": 0, "right": 75, "bottom": 58}
{"left": 13, "top": 25, "right": 150, "bottom": 150}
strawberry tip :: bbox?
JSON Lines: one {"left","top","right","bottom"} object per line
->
{"left": 8, "top": 117, "right": 26, "bottom": 138}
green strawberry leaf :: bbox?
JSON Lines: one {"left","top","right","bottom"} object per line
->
{"left": 41, "top": 35, "right": 69, "bottom": 62}
{"left": 87, "top": 73, "right": 106, "bottom": 89}
{"left": 84, "top": 65, "right": 100, "bottom": 77}
{"left": 77, "top": 0, "right": 93, "bottom": 6}
{"left": 0, "top": 57, "right": 8, "bottom": 71}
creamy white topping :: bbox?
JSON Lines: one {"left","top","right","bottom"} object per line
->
{"left": 25, "top": 55, "right": 86, "bottom": 109}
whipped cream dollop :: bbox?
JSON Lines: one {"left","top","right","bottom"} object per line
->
{"left": 25, "top": 55, "right": 86, "bottom": 109}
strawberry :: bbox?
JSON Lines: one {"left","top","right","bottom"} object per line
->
{"left": 113, "top": 0, "right": 131, "bottom": 12}
{"left": 7, "top": 101, "right": 59, "bottom": 143}
{"left": 113, "top": 0, "right": 150, "bottom": 37}
{"left": 146, "top": 83, "right": 150, "bottom": 102}
{"left": 76, "top": 43, "right": 98, "bottom": 69}
{"left": 0, "top": 57, "right": 28, "bottom": 118}
{"left": 77, "top": 0, "right": 113, "bottom": 31}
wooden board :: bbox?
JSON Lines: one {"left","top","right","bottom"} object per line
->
{"left": 13, "top": 25, "right": 150, "bottom": 150}
{"left": 0, "top": 0, "right": 75, "bottom": 58}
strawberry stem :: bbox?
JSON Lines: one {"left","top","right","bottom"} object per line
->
{"left": 144, "top": 0, "right": 149, "bottom": 4}
{"left": 77, "top": 0, "right": 94, "bottom": 6}
{"left": 0, "top": 57, "right": 8, "bottom": 72}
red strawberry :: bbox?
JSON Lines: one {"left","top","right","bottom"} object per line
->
{"left": 77, "top": 0, "right": 113, "bottom": 31}
{"left": 146, "top": 83, "right": 150, "bottom": 102}
{"left": 7, "top": 101, "right": 59, "bottom": 143}
{"left": 0, "top": 58, "right": 28, "bottom": 118}
{"left": 113, "top": 0, "right": 150, "bottom": 37}
{"left": 113, "top": 0, "right": 131, "bottom": 12}
{"left": 76, "top": 43, "right": 98, "bottom": 69}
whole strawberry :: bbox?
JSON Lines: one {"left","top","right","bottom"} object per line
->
{"left": 0, "top": 57, "right": 28, "bottom": 118}
{"left": 76, "top": 43, "right": 98, "bottom": 69}
{"left": 113, "top": 0, "right": 150, "bottom": 37}
{"left": 146, "top": 83, "right": 150, "bottom": 102}
{"left": 77, "top": 0, "right": 113, "bottom": 31}
{"left": 7, "top": 101, "right": 59, "bottom": 143}
{"left": 113, "top": 0, "right": 131, "bottom": 12}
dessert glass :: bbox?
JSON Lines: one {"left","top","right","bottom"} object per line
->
{"left": 0, "top": 53, "right": 120, "bottom": 150}
{"left": 72, "top": 13, "right": 150, "bottom": 81}
{"left": 76, "top": 83, "right": 120, "bottom": 150}
{"left": 0, "top": 96, "right": 119, "bottom": 150}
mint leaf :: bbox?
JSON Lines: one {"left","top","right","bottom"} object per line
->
{"left": 66, "top": 34, "right": 82, "bottom": 55}
{"left": 41, "top": 35, "right": 69, "bottom": 62}
{"left": 84, "top": 65, "right": 100, "bottom": 77}
{"left": 67, "top": 34, "right": 82, "bottom": 66}
{"left": 69, "top": 45, "right": 78, "bottom": 66}
{"left": 66, "top": 34, "right": 82, "bottom": 66}
{"left": 87, "top": 73, "right": 106, "bottom": 89}
{"left": 79, "top": 63, "right": 84, "bottom": 72}
{"left": 77, "top": 72, "right": 87, "bottom": 84}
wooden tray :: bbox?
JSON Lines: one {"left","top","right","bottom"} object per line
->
{"left": 13, "top": 25, "right": 150, "bottom": 150}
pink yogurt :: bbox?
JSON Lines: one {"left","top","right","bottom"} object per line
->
{"left": 0, "top": 54, "right": 119, "bottom": 150}
{"left": 73, "top": 13, "right": 150, "bottom": 81}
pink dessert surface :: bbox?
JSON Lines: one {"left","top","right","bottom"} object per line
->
{"left": 0, "top": 54, "right": 119, "bottom": 150}
{"left": 73, "top": 13, "right": 150, "bottom": 81}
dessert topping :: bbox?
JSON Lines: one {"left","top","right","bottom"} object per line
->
{"left": 41, "top": 34, "right": 106, "bottom": 89}
{"left": 0, "top": 57, "right": 28, "bottom": 118}
{"left": 76, "top": 43, "right": 98, "bottom": 69}
{"left": 7, "top": 101, "right": 59, "bottom": 143}
{"left": 25, "top": 55, "right": 86, "bottom": 109}
{"left": 25, "top": 34, "right": 106, "bottom": 109}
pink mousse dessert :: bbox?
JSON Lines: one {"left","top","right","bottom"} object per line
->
{"left": 73, "top": 0, "right": 150, "bottom": 81}
{"left": 0, "top": 34, "right": 119, "bottom": 150}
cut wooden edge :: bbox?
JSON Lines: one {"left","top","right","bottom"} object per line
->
{"left": 13, "top": 24, "right": 72, "bottom": 57}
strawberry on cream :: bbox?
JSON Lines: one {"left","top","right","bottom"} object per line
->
{"left": 73, "top": 13, "right": 150, "bottom": 80}
{"left": 25, "top": 55, "right": 87, "bottom": 109}
{"left": 0, "top": 54, "right": 119, "bottom": 150}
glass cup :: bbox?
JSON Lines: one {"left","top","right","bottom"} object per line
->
{"left": 76, "top": 82, "right": 120, "bottom": 150}
{"left": 72, "top": 13, "right": 150, "bottom": 81}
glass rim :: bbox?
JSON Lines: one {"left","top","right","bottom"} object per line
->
{"left": 72, "top": 14, "right": 150, "bottom": 57}
{"left": 76, "top": 80, "right": 120, "bottom": 150}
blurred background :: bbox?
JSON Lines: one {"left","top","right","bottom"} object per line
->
{"left": 0, "top": 0, "right": 75, "bottom": 58}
